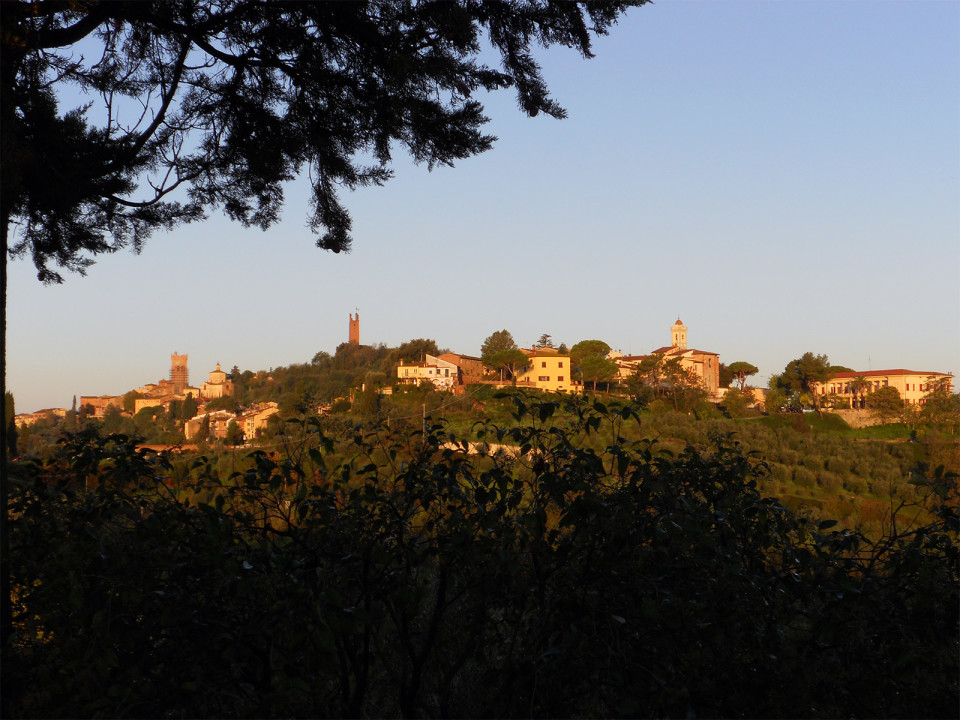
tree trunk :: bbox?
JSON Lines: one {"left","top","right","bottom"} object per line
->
{"left": 2, "top": 207, "right": 12, "bottom": 680}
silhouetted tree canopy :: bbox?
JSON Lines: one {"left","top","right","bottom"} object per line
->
{"left": 6, "top": 399, "right": 957, "bottom": 717}
{"left": 1, "top": 0, "right": 647, "bottom": 282}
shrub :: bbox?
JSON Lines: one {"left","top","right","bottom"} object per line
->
{"left": 793, "top": 466, "right": 817, "bottom": 488}
{"left": 844, "top": 476, "right": 868, "bottom": 495}
{"left": 6, "top": 398, "right": 958, "bottom": 719}
{"left": 330, "top": 398, "right": 351, "bottom": 413}
{"left": 818, "top": 471, "right": 843, "bottom": 492}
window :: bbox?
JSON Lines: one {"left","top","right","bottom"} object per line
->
{"left": 558, "top": 362, "right": 563, "bottom": 368}
{"left": 542, "top": 361, "right": 547, "bottom": 368}
{"left": 538, "top": 376, "right": 550, "bottom": 382}
{"left": 557, "top": 376, "right": 564, "bottom": 382}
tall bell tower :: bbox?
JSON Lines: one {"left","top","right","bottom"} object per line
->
{"left": 170, "top": 352, "right": 189, "bottom": 393}
{"left": 671, "top": 318, "right": 687, "bottom": 350}
{"left": 348, "top": 312, "right": 360, "bottom": 346}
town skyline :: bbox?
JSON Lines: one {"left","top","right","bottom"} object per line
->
{"left": 11, "top": 313, "right": 956, "bottom": 415}
{"left": 7, "top": 1, "right": 958, "bottom": 413}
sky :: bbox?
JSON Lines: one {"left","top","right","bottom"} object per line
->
{"left": 6, "top": 0, "right": 959, "bottom": 413}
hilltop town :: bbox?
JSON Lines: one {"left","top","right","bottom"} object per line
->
{"left": 13, "top": 314, "right": 955, "bottom": 447}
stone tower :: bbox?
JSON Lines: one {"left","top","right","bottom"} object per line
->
{"left": 349, "top": 313, "right": 360, "bottom": 345}
{"left": 170, "top": 352, "right": 189, "bottom": 393}
{"left": 671, "top": 318, "right": 687, "bottom": 350}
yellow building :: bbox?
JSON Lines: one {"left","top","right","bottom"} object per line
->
{"left": 613, "top": 319, "right": 721, "bottom": 397}
{"left": 516, "top": 347, "right": 580, "bottom": 393}
{"left": 813, "top": 369, "right": 953, "bottom": 407}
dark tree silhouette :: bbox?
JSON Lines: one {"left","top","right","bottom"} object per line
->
{"left": 0, "top": 2, "right": 648, "bottom": 654}
{"left": 2, "top": 0, "right": 647, "bottom": 282}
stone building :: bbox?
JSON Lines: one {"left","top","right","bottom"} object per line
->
{"left": 78, "top": 395, "right": 123, "bottom": 418}
{"left": 200, "top": 363, "right": 234, "bottom": 400}
{"left": 613, "top": 318, "right": 721, "bottom": 397}
{"left": 170, "top": 352, "right": 189, "bottom": 394}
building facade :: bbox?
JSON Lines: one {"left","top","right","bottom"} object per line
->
{"left": 438, "top": 353, "right": 487, "bottom": 388}
{"left": 78, "top": 395, "right": 123, "bottom": 418}
{"left": 349, "top": 313, "right": 360, "bottom": 345}
{"left": 613, "top": 319, "right": 721, "bottom": 397}
{"left": 170, "top": 352, "right": 189, "bottom": 394}
{"left": 200, "top": 363, "right": 234, "bottom": 400}
{"left": 516, "top": 347, "right": 579, "bottom": 393}
{"left": 397, "top": 354, "right": 460, "bottom": 391}
{"left": 813, "top": 369, "right": 954, "bottom": 407}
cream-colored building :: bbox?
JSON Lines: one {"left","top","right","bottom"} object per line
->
{"left": 240, "top": 403, "right": 280, "bottom": 439}
{"left": 613, "top": 319, "right": 721, "bottom": 397}
{"left": 516, "top": 347, "right": 580, "bottom": 393}
{"left": 200, "top": 363, "right": 234, "bottom": 400}
{"left": 813, "top": 369, "right": 954, "bottom": 407}
{"left": 397, "top": 355, "right": 460, "bottom": 391}
{"left": 184, "top": 410, "right": 236, "bottom": 440}
{"left": 14, "top": 408, "right": 68, "bottom": 428}
{"left": 184, "top": 402, "right": 279, "bottom": 442}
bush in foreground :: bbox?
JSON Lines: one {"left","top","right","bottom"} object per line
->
{"left": 5, "top": 396, "right": 958, "bottom": 718}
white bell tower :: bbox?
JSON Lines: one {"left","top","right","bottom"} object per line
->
{"left": 671, "top": 318, "right": 687, "bottom": 350}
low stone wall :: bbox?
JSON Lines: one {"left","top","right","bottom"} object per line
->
{"left": 827, "top": 409, "right": 882, "bottom": 428}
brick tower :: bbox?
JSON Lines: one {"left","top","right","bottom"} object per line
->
{"left": 349, "top": 313, "right": 360, "bottom": 346}
{"left": 170, "top": 352, "right": 189, "bottom": 393}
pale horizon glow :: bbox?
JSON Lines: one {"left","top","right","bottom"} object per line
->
{"left": 7, "top": 1, "right": 959, "bottom": 413}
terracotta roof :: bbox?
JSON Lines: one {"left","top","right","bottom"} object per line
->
{"left": 439, "top": 352, "right": 482, "bottom": 362}
{"left": 521, "top": 348, "right": 568, "bottom": 358}
{"left": 673, "top": 318, "right": 684, "bottom": 326}
{"left": 828, "top": 369, "right": 952, "bottom": 379}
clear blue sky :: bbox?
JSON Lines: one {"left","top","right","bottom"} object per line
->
{"left": 7, "top": 0, "right": 959, "bottom": 413}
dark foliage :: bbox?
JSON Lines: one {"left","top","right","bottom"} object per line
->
{"left": 6, "top": 396, "right": 957, "bottom": 718}
{"left": 2, "top": 0, "right": 646, "bottom": 281}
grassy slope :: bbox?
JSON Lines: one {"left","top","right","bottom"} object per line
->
{"left": 412, "top": 395, "right": 946, "bottom": 535}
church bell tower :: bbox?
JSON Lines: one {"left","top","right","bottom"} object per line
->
{"left": 671, "top": 318, "right": 687, "bottom": 350}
